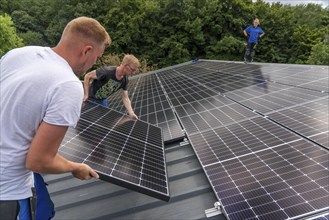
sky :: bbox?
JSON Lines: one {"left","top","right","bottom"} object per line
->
{"left": 253, "top": 0, "right": 329, "bottom": 7}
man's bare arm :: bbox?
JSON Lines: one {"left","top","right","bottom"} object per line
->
{"left": 83, "top": 70, "right": 97, "bottom": 102}
{"left": 26, "top": 121, "right": 98, "bottom": 180}
{"left": 122, "top": 90, "right": 138, "bottom": 120}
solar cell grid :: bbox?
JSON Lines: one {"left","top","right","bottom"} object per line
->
{"left": 173, "top": 63, "right": 266, "bottom": 93}
{"left": 191, "top": 61, "right": 249, "bottom": 74}
{"left": 178, "top": 102, "right": 259, "bottom": 135}
{"left": 188, "top": 116, "right": 303, "bottom": 166}
{"left": 310, "top": 131, "right": 329, "bottom": 150}
{"left": 268, "top": 96, "right": 329, "bottom": 149}
{"left": 204, "top": 139, "right": 329, "bottom": 220}
{"left": 171, "top": 60, "right": 329, "bottom": 220}
{"left": 284, "top": 67, "right": 327, "bottom": 86}
{"left": 162, "top": 83, "right": 218, "bottom": 106}
{"left": 225, "top": 83, "right": 327, "bottom": 114}
{"left": 81, "top": 105, "right": 162, "bottom": 146}
{"left": 59, "top": 101, "right": 170, "bottom": 201}
{"left": 189, "top": 60, "right": 230, "bottom": 70}
{"left": 173, "top": 65, "right": 215, "bottom": 76}
{"left": 106, "top": 73, "right": 185, "bottom": 143}
{"left": 257, "top": 64, "right": 329, "bottom": 93}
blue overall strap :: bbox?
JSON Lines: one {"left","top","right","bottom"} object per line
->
{"left": 101, "top": 99, "right": 108, "bottom": 107}
{"left": 18, "top": 198, "right": 32, "bottom": 220}
{"left": 33, "top": 173, "right": 55, "bottom": 220}
{"left": 88, "top": 98, "right": 108, "bottom": 107}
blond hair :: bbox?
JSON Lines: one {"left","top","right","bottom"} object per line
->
{"left": 62, "top": 17, "right": 111, "bottom": 47}
{"left": 122, "top": 54, "right": 140, "bottom": 67}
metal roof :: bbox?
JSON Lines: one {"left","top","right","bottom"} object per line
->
{"left": 44, "top": 140, "right": 227, "bottom": 219}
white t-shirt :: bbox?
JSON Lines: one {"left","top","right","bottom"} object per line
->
{"left": 0, "top": 46, "right": 83, "bottom": 200}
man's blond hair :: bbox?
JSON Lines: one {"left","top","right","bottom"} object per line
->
{"left": 122, "top": 54, "right": 140, "bottom": 67}
{"left": 62, "top": 17, "right": 111, "bottom": 47}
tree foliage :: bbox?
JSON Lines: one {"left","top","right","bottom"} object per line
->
{"left": 1, "top": 0, "right": 328, "bottom": 67}
{"left": 307, "top": 42, "right": 329, "bottom": 65}
{"left": 0, "top": 14, "right": 24, "bottom": 57}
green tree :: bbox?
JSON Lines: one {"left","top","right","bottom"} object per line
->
{"left": 307, "top": 41, "right": 329, "bottom": 65}
{"left": 11, "top": 10, "right": 38, "bottom": 32}
{"left": 1, "top": 0, "right": 328, "bottom": 67}
{"left": 19, "top": 31, "right": 47, "bottom": 46}
{"left": 206, "top": 35, "right": 245, "bottom": 60}
{"left": 289, "top": 25, "right": 323, "bottom": 64}
{"left": 292, "top": 4, "right": 327, "bottom": 29}
{"left": 0, "top": 14, "right": 24, "bottom": 57}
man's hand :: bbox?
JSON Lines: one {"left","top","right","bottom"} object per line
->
{"left": 129, "top": 112, "right": 138, "bottom": 120}
{"left": 71, "top": 162, "right": 99, "bottom": 180}
{"left": 83, "top": 95, "right": 89, "bottom": 102}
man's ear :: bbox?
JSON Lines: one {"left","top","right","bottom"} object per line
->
{"left": 83, "top": 45, "right": 93, "bottom": 55}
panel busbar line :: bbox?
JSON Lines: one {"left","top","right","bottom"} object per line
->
{"left": 59, "top": 101, "right": 170, "bottom": 202}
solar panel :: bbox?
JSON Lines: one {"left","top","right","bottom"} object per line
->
{"left": 59, "top": 101, "right": 170, "bottom": 201}
{"left": 268, "top": 96, "right": 329, "bottom": 149}
{"left": 156, "top": 69, "right": 218, "bottom": 104}
{"left": 130, "top": 74, "right": 185, "bottom": 143}
{"left": 153, "top": 60, "right": 329, "bottom": 219}
{"left": 178, "top": 102, "right": 259, "bottom": 135}
{"left": 174, "top": 62, "right": 268, "bottom": 93}
{"left": 259, "top": 64, "right": 329, "bottom": 93}
{"left": 188, "top": 116, "right": 302, "bottom": 166}
{"left": 310, "top": 213, "right": 329, "bottom": 220}
{"left": 80, "top": 60, "right": 328, "bottom": 218}
{"left": 106, "top": 74, "right": 185, "bottom": 143}
{"left": 206, "top": 140, "right": 329, "bottom": 219}
{"left": 204, "top": 139, "right": 329, "bottom": 220}
{"left": 177, "top": 61, "right": 329, "bottom": 94}
{"left": 225, "top": 82, "right": 327, "bottom": 114}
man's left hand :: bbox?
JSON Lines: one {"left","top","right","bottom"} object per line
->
{"left": 129, "top": 112, "right": 138, "bottom": 120}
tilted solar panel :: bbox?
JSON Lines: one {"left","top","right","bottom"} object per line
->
{"left": 59, "top": 101, "right": 170, "bottom": 201}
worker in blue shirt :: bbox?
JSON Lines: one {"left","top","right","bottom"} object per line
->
{"left": 243, "top": 18, "right": 265, "bottom": 63}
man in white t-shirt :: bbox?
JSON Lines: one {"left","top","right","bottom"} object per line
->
{"left": 0, "top": 17, "right": 111, "bottom": 219}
